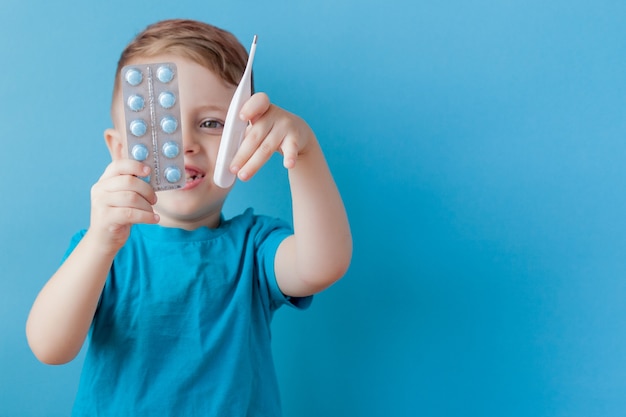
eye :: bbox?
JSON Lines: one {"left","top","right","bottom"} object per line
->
{"left": 199, "top": 119, "right": 224, "bottom": 131}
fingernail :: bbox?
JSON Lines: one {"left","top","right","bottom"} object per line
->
{"left": 284, "top": 158, "right": 295, "bottom": 168}
{"left": 143, "top": 165, "right": 150, "bottom": 174}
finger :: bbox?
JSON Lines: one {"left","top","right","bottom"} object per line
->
{"left": 91, "top": 185, "right": 159, "bottom": 227}
{"left": 95, "top": 172, "right": 158, "bottom": 206}
{"left": 239, "top": 92, "right": 271, "bottom": 124}
{"left": 230, "top": 117, "right": 276, "bottom": 173}
{"left": 100, "top": 159, "right": 151, "bottom": 181}
{"left": 280, "top": 136, "right": 299, "bottom": 169}
{"left": 107, "top": 205, "right": 160, "bottom": 226}
{"left": 108, "top": 189, "right": 157, "bottom": 212}
{"left": 237, "top": 126, "right": 287, "bottom": 181}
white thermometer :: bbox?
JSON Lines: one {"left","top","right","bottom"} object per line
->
{"left": 213, "top": 35, "right": 258, "bottom": 188}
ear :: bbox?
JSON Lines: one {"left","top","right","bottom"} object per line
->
{"left": 104, "top": 128, "right": 125, "bottom": 160}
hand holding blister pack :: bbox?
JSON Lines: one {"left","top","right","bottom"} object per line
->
{"left": 214, "top": 35, "right": 258, "bottom": 188}
{"left": 121, "top": 62, "right": 185, "bottom": 191}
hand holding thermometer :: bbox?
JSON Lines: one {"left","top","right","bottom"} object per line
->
{"left": 213, "top": 35, "right": 258, "bottom": 188}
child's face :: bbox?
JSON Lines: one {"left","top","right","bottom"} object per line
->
{"left": 112, "top": 55, "right": 238, "bottom": 229}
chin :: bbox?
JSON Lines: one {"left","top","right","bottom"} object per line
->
{"left": 155, "top": 196, "right": 226, "bottom": 225}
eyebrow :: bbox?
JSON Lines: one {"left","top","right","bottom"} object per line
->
{"left": 195, "top": 104, "right": 229, "bottom": 114}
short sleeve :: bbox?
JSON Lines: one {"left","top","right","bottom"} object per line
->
{"left": 61, "top": 230, "right": 87, "bottom": 263}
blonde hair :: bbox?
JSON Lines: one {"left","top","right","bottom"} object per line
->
{"left": 112, "top": 19, "right": 251, "bottom": 107}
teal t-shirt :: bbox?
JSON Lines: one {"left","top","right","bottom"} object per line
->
{"left": 68, "top": 209, "right": 311, "bottom": 416}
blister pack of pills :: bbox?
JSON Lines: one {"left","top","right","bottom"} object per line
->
{"left": 121, "top": 62, "right": 185, "bottom": 191}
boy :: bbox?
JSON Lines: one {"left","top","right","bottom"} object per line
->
{"left": 26, "top": 19, "right": 352, "bottom": 416}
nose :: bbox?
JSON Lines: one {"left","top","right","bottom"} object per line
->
{"left": 183, "top": 126, "right": 200, "bottom": 155}
{"left": 184, "top": 139, "right": 199, "bottom": 154}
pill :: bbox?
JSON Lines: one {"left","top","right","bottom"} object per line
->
{"left": 158, "top": 91, "right": 176, "bottom": 109}
{"left": 125, "top": 68, "right": 143, "bottom": 86}
{"left": 127, "top": 94, "right": 145, "bottom": 112}
{"left": 130, "top": 119, "right": 147, "bottom": 137}
{"left": 160, "top": 116, "right": 178, "bottom": 134}
{"left": 164, "top": 166, "right": 182, "bottom": 183}
{"left": 131, "top": 144, "right": 149, "bottom": 161}
{"left": 162, "top": 141, "right": 180, "bottom": 158}
{"left": 156, "top": 65, "right": 174, "bottom": 83}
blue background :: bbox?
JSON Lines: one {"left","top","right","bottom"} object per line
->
{"left": 2, "top": 0, "right": 626, "bottom": 416}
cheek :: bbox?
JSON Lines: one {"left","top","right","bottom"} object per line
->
{"left": 199, "top": 136, "right": 224, "bottom": 159}
{"left": 210, "top": 138, "right": 222, "bottom": 154}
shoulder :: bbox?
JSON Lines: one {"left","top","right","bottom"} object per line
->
{"left": 226, "top": 208, "right": 293, "bottom": 242}
{"left": 224, "top": 209, "right": 293, "bottom": 272}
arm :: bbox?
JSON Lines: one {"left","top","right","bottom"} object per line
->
{"left": 26, "top": 231, "right": 118, "bottom": 365}
{"left": 231, "top": 93, "right": 352, "bottom": 297}
{"left": 26, "top": 158, "right": 159, "bottom": 364}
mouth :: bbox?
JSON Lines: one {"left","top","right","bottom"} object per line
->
{"left": 183, "top": 166, "right": 206, "bottom": 190}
